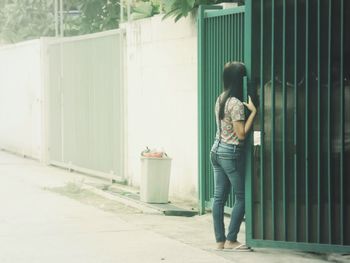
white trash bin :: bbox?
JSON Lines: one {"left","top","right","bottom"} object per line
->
{"left": 140, "top": 157, "right": 172, "bottom": 203}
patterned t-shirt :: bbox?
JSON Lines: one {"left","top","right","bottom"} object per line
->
{"left": 215, "top": 94, "right": 245, "bottom": 145}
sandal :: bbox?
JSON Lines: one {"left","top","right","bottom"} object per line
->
{"left": 225, "top": 242, "right": 252, "bottom": 252}
{"left": 214, "top": 242, "right": 225, "bottom": 251}
{"left": 231, "top": 244, "right": 252, "bottom": 252}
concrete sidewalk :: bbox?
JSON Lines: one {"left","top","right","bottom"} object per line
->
{"left": 0, "top": 151, "right": 347, "bottom": 263}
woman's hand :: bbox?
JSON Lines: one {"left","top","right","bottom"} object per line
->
{"left": 235, "top": 96, "right": 256, "bottom": 138}
{"left": 234, "top": 96, "right": 257, "bottom": 140}
{"left": 243, "top": 96, "right": 257, "bottom": 113}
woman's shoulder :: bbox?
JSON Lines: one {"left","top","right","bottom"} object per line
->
{"left": 228, "top": 96, "right": 244, "bottom": 107}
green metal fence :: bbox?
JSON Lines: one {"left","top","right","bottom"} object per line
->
{"left": 198, "top": 5, "right": 246, "bottom": 215}
{"left": 198, "top": 0, "right": 350, "bottom": 253}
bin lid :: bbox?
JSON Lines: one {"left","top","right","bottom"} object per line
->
{"left": 140, "top": 156, "right": 172, "bottom": 160}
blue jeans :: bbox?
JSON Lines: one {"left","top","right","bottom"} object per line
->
{"left": 210, "top": 140, "right": 245, "bottom": 242}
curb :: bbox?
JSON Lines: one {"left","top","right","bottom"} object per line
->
{"left": 83, "top": 184, "right": 198, "bottom": 217}
{"left": 82, "top": 185, "right": 162, "bottom": 214}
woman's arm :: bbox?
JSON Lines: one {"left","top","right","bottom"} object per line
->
{"left": 233, "top": 96, "right": 257, "bottom": 140}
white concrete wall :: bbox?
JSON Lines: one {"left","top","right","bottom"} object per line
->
{"left": 0, "top": 40, "right": 44, "bottom": 160}
{"left": 123, "top": 15, "right": 198, "bottom": 202}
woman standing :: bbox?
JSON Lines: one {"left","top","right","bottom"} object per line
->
{"left": 210, "top": 62, "right": 256, "bottom": 251}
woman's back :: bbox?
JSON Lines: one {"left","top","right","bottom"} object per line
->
{"left": 215, "top": 93, "right": 245, "bottom": 145}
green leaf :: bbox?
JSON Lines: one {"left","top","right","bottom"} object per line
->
{"left": 174, "top": 13, "right": 183, "bottom": 22}
{"left": 186, "top": 0, "right": 195, "bottom": 8}
{"left": 161, "top": 8, "right": 178, "bottom": 20}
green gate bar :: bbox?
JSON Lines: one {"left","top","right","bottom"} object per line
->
{"left": 340, "top": 0, "right": 344, "bottom": 245}
{"left": 304, "top": 1, "right": 308, "bottom": 241}
{"left": 197, "top": 5, "right": 205, "bottom": 215}
{"left": 282, "top": 0, "right": 287, "bottom": 241}
{"left": 260, "top": 0, "right": 265, "bottom": 240}
{"left": 317, "top": 0, "right": 321, "bottom": 244}
{"left": 293, "top": 0, "right": 298, "bottom": 242}
{"left": 327, "top": 0, "right": 332, "bottom": 244}
{"left": 270, "top": 0, "right": 276, "bottom": 241}
{"left": 243, "top": 0, "right": 253, "bottom": 241}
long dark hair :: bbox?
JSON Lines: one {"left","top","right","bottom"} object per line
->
{"left": 218, "top": 61, "right": 246, "bottom": 120}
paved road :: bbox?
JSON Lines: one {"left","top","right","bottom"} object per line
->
{"left": 0, "top": 151, "right": 342, "bottom": 263}
{"left": 0, "top": 151, "right": 231, "bottom": 263}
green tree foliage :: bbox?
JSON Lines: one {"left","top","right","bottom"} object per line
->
{"left": 0, "top": 0, "right": 121, "bottom": 43}
{"left": 0, "top": 0, "right": 55, "bottom": 43}
{"left": 162, "top": 0, "right": 244, "bottom": 22}
{"left": 65, "top": 0, "right": 120, "bottom": 35}
{"left": 130, "top": 0, "right": 160, "bottom": 20}
{"left": 162, "top": 0, "right": 217, "bottom": 22}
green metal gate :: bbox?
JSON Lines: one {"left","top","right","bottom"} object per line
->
{"left": 198, "top": 0, "right": 350, "bottom": 253}
{"left": 198, "top": 4, "right": 246, "bottom": 215}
